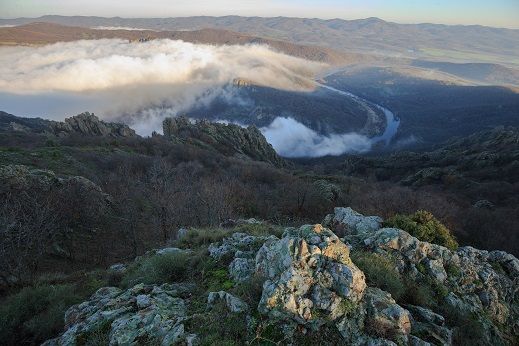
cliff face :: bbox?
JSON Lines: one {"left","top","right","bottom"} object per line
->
{"left": 43, "top": 208, "right": 519, "bottom": 346}
{"left": 163, "top": 116, "right": 285, "bottom": 166}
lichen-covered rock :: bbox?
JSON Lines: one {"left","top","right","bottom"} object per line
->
{"left": 363, "top": 288, "right": 412, "bottom": 342}
{"left": 229, "top": 257, "right": 255, "bottom": 282}
{"left": 255, "top": 224, "right": 366, "bottom": 329}
{"left": 209, "top": 233, "right": 262, "bottom": 261}
{"left": 323, "top": 207, "right": 382, "bottom": 236}
{"left": 108, "top": 263, "right": 127, "bottom": 275}
{"left": 208, "top": 232, "right": 276, "bottom": 282}
{"left": 351, "top": 213, "right": 519, "bottom": 344}
{"left": 207, "top": 291, "right": 249, "bottom": 313}
{"left": 44, "top": 283, "right": 195, "bottom": 346}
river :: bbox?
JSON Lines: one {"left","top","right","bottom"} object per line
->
{"left": 316, "top": 82, "right": 400, "bottom": 146}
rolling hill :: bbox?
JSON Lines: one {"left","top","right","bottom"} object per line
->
{"left": 0, "top": 22, "right": 364, "bottom": 65}
{"left": 1, "top": 15, "right": 518, "bottom": 65}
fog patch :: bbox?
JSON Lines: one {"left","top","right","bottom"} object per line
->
{"left": 260, "top": 117, "right": 371, "bottom": 158}
{"left": 0, "top": 39, "right": 324, "bottom": 135}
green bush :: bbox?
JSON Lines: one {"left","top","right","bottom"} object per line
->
{"left": 384, "top": 210, "right": 458, "bottom": 250}
{"left": 176, "top": 228, "right": 233, "bottom": 248}
{"left": 351, "top": 251, "right": 405, "bottom": 300}
{"left": 0, "top": 284, "right": 83, "bottom": 345}
{"left": 232, "top": 274, "right": 265, "bottom": 307}
{"left": 121, "top": 251, "right": 190, "bottom": 287}
{"left": 401, "top": 280, "right": 436, "bottom": 307}
{"left": 233, "top": 223, "right": 283, "bottom": 238}
{"left": 186, "top": 301, "right": 248, "bottom": 346}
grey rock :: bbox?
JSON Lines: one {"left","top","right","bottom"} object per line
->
{"left": 45, "top": 283, "right": 195, "bottom": 345}
{"left": 207, "top": 291, "right": 249, "bottom": 313}
{"left": 176, "top": 228, "right": 189, "bottom": 240}
{"left": 108, "top": 263, "right": 127, "bottom": 274}
{"left": 229, "top": 257, "right": 255, "bottom": 282}
{"left": 255, "top": 224, "right": 366, "bottom": 329}
{"left": 323, "top": 207, "right": 382, "bottom": 236}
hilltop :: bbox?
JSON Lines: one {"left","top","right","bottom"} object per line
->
{"left": 1, "top": 112, "right": 519, "bottom": 345}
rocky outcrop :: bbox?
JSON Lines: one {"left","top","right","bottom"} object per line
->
{"left": 162, "top": 116, "right": 285, "bottom": 166}
{"left": 0, "top": 164, "right": 60, "bottom": 193}
{"left": 255, "top": 225, "right": 366, "bottom": 325}
{"left": 253, "top": 224, "right": 417, "bottom": 344}
{"left": 0, "top": 164, "right": 110, "bottom": 203}
{"left": 0, "top": 164, "right": 110, "bottom": 201}
{"left": 43, "top": 283, "right": 196, "bottom": 346}
{"left": 43, "top": 207, "right": 519, "bottom": 345}
{"left": 0, "top": 111, "right": 136, "bottom": 138}
{"left": 325, "top": 207, "right": 519, "bottom": 345}
{"left": 49, "top": 112, "right": 136, "bottom": 138}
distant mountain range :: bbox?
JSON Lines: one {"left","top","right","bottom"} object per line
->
{"left": 0, "top": 22, "right": 361, "bottom": 65}
{"left": 1, "top": 15, "right": 518, "bottom": 65}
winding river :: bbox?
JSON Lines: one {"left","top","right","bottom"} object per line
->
{"left": 316, "top": 79, "right": 400, "bottom": 146}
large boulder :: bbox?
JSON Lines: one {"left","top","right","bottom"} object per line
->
{"left": 255, "top": 224, "right": 367, "bottom": 329}
{"left": 323, "top": 207, "right": 382, "bottom": 236}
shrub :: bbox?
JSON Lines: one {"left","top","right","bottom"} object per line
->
{"left": 0, "top": 284, "right": 83, "bottom": 345}
{"left": 186, "top": 301, "right": 248, "bottom": 346}
{"left": 384, "top": 210, "right": 458, "bottom": 250}
{"left": 121, "top": 251, "right": 190, "bottom": 287}
{"left": 176, "top": 228, "right": 233, "bottom": 249}
{"left": 401, "top": 280, "right": 436, "bottom": 307}
{"left": 232, "top": 274, "right": 265, "bottom": 307}
{"left": 205, "top": 268, "right": 234, "bottom": 291}
{"left": 351, "top": 251, "right": 405, "bottom": 300}
{"left": 233, "top": 223, "right": 283, "bottom": 238}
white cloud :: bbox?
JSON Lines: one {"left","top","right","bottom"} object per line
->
{"left": 260, "top": 117, "right": 371, "bottom": 157}
{"left": 0, "top": 39, "right": 324, "bottom": 135}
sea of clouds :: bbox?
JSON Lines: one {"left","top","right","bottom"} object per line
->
{"left": 0, "top": 38, "right": 373, "bottom": 157}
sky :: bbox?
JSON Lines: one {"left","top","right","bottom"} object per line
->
{"left": 1, "top": 0, "right": 518, "bottom": 29}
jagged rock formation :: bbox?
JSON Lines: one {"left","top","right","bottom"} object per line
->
{"left": 0, "top": 111, "right": 136, "bottom": 138}
{"left": 44, "top": 208, "right": 519, "bottom": 345}
{"left": 49, "top": 112, "right": 136, "bottom": 138}
{"left": 163, "top": 116, "right": 285, "bottom": 166}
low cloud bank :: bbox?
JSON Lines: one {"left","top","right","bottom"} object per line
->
{"left": 0, "top": 39, "right": 377, "bottom": 157}
{"left": 0, "top": 39, "right": 324, "bottom": 134}
{"left": 260, "top": 117, "right": 371, "bottom": 158}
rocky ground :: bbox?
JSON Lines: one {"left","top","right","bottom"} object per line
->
{"left": 42, "top": 208, "right": 519, "bottom": 345}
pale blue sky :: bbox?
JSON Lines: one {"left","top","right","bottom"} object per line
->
{"left": 1, "top": 0, "right": 518, "bottom": 28}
